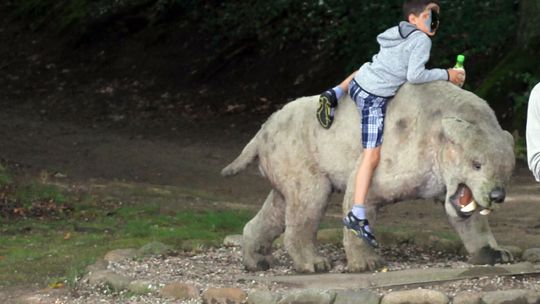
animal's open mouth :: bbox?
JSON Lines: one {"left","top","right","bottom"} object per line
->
{"left": 449, "top": 184, "right": 492, "bottom": 216}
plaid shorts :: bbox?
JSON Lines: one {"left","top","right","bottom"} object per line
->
{"left": 349, "top": 80, "right": 390, "bottom": 149}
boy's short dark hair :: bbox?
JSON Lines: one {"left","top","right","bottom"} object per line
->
{"left": 403, "top": 0, "right": 440, "bottom": 20}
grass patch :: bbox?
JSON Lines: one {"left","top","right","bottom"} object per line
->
{"left": 15, "top": 182, "right": 67, "bottom": 206}
{"left": 0, "top": 167, "right": 253, "bottom": 287}
{"left": 0, "top": 205, "right": 252, "bottom": 287}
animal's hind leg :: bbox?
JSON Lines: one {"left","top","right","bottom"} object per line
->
{"left": 283, "top": 177, "right": 332, "bottom": 273}
{"left": 242, "top": 189, "right": 286, "bottom": 271}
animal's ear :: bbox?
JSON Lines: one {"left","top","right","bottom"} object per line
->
{"left": 441, "top": 117, "right": 476, "bottom": 144}
{"left": 502, "top": 130, "right": 515, "bottom": 148}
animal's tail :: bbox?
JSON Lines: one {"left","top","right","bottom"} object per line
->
{"left": 221, "top": 133, "right": 259, "bottom": 177}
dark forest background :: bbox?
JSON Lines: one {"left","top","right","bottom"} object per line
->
{"left": 1, "top": 0, "right": 540, "bottom": 153}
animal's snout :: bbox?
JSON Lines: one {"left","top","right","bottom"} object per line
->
{"left": 489, "top": 187, "right": 506, "bottom": 203}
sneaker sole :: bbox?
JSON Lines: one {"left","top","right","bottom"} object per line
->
{"left": 317, "top": 97, "right": 333, "bottom": 129}
{"left": 344, "top": 225, "right": 379, "bottom": 248}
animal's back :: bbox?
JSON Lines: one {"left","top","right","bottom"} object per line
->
{"left": 223, "top": 81, "right": 501, "bottom": 196}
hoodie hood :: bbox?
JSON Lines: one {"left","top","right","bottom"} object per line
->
{"left": 355, "top": 20, "right": 448, "bottom": 97}
{"left": 377, "top": 21, "right": 419, "bottom": 48}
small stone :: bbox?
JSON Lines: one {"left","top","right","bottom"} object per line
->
{"left": 128, "top": 280, "right": 156, "bottom": 295}
{"left": 502, "top": 245, "right": 523, "bottom": 260}
{"left": 247, "top": 290, "right": 282, "bottom": 304}
{"left": 85, "top": 259, "right": 108, "bottom": 273}
{"left": 481, "top": 289, "right": 540, "bottom": 304}
{"left": 223, "top": 234, "right": 243, "bottom": 247}
{"left": 53, "top": 172, "right": 67, "bottom": 178}
{"left": 453, "top": 291, "right": 482, "bottom": 304}
{"left": 277, "top": 289, "right": 336, "bottom": 304}
{"left": 86, "top": 270, "right": 132, "bottom": 291}
{"left": 138, "top": 241, "right": 173, "bottom": 256}
{"left": 522, "top": 248, "right": 540, "bottom": 263}
{"left": 202, "top": 287, "right": 247, "bottom": 304}
{"left": 160, "top": 282, "right": 199, "bottom": 300}
{"left": 334, "top": 290, "right": 380, "bottom": 304}
{"left": 103, "top": 248, "right": 138, "bottom": 263}
{"left": 381, "top": 289, "right": 449, "bottom": 304}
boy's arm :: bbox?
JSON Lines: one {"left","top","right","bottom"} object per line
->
{"left": 406, "top": 35, "right": 448, "bottom": 84}
{"left": 527, "top": 83, "right": 540, "bottom": 182}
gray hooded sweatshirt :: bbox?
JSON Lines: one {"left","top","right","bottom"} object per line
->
{"left": 354, "top": 21, "right": 449, "bottom": 98}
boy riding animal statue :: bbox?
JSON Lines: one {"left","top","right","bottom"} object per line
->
{"left": 222, "top": 81, "right": 515, "bottom": 273}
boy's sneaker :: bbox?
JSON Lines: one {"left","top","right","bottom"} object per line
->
{"left": 343, "top": 212, "right": 379, "bottom": 248}
{"left": 317, "top": 90, "right": 338, "bottom": 129}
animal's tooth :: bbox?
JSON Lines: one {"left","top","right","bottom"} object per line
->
{"left": 480, "top": 209, "right": 492, "bottom": 215}
{"left": 460, "top": 200, "right": 477, "bottom": 212}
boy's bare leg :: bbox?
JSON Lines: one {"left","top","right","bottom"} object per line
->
{"left": 354, "top": 147, "right": 381, "bottom": 204}
{"left": 343, "top": 147, "right": 381, "bottom": 248}
{"left": 338, "top": 72, "right": 357, "bottom": 93}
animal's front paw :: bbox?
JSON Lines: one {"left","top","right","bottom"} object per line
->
{"left": 294, "top": 256, "right": 331, "bottom": 273}
{"left": 243, "top": 253, "right": 276, "bottom": 271}
{"left": 346, "top": 254, "right": 387, "bottom": 273}
{"left": 469, "top": 246, "right": 514, "bottom": 265}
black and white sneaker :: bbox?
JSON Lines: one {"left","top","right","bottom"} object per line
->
{"left": 343, "top": 212, "right": 379, "bottom": 248}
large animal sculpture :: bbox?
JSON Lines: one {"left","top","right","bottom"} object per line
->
{"left": 222, "top": 81, "right": 515, "bottom": 273}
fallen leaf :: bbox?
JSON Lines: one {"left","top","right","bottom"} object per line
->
{"left": 49, "top": 282, "right": 64, "bottom": 289}
{"left": 63, "top": 232, "right": 71, "bottom": 240}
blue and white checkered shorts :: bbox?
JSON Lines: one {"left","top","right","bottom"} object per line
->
{"left": 349, "top": 80, "right": 390, "bottom": 149}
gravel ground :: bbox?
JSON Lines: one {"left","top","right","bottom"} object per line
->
{"left": 52, "top": 244, "right": 540, "bottom": 303}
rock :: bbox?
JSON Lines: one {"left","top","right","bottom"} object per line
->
{"left": 247, "top": 290, "right": 283, "bottom": 304}
{"left": 223, "top": 234, "right": 243, "bottom": 247}
{"left": 53, "top": 172, "right": 67, "bottom": 178}
{"left": 481, "top": 289, "right": 540, "bottom": 304}
{"left": 334, "top": 290, "right": 381, "bottom": 304}
{"left": 502, "top": 245, "right": 523, "bottom": 260}
{"left": 453, "top": 291, "right": 482, "bottom": 304}
{"left": 86, "top": 269, "right": 114, "bottom": 285}
{"left": 138, "top": 241, "right": 173, "bottom": 256}
{"left": 86, "top": 270, "right": 132, "bottom": 291}
{"left": 102, "top": 273, "right": 132, "bottom": 291}
{"left": 522, "top": 248, "right": 540, "bottom": 263}
{"left": 160, "top": 282, "right": 199, "bottom": 300}
{"left": 85, "top": 259, "right": 108, "bottom": 273}
{"left": 128, "top": 280, "right": 156, "bottom": 295}
{"left": 103, "top": 248, "right": 138, "bottom": 263}
{"left": 202, "top": 287, "right": 247, "bottom": 304}
{"left": 277, "top": 289, "right": 336, "bottom": 304}
{"left": 381, "top": 289, "right": 449, "bottom": 304}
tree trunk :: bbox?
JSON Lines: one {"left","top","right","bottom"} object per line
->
{"left": 517, "top": 0, "right": 540, "bottom": 48}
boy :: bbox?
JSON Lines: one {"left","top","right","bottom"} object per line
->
{"left": 527, "top": 83, "right": 540, "bottom": 182}
{"left": 316, "top": 0, "right": 465, "bottom": 248}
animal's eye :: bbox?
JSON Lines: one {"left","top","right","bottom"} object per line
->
{"left": 472, "top": 161, "right": 482, "bottom": 171}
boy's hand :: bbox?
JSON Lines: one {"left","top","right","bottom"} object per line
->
{"left": 448, "top": 69, "right": 466, "bottom": 87}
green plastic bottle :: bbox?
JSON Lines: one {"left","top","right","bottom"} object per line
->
{"left": 454, "top": 54, "right": 465, "bottom": 70}
{"left": 453, "top": 54, "right": 465, "bottom": 87}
